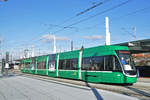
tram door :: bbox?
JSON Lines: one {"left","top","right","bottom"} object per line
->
{"left": 48, "top": 54, "right": 56, "bottom": 71}
{"left": 31, "top": 58, "right": 35, "bottom": 70}
{"left": 47, "top": 54, "right": 56, "bottom": 77}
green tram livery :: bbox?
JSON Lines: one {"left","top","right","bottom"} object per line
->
{"left": 20, "top": 45, "right": 137, "bottom": 84}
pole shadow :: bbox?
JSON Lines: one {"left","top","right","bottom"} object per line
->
{"left": 85, "top": 70, "right": 103, "bottom": 100}
{"left": 0, "top": 71, "right": 23, "bottom": 79}
{"left": 125, "top": 86, "right": 150, "bottom": 98}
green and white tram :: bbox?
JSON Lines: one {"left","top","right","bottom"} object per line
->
{"left": 20, "top": 45, "right": 137, "bottom": 84}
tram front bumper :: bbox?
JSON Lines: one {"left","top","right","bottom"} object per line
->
{"left": 125, "top": 76, "right": 137, "bottom": 83}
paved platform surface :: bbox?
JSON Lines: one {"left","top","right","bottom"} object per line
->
{"left": 21, "top": 74, "right": 150, "bottom": 100}
{"left": 137, "top": 77, "right": 150, "bottom": 83}
{"left": 0, "top": 74, "right": 139, "bottom": 100}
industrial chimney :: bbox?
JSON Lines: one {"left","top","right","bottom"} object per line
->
{"left": 105, "top": 16, "right": 110, "bottom": 45}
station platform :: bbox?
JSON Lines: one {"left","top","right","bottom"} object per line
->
{"left": 0, "top": 70, "right": 150, "bottom": 100}
{"left": 137, "top": 77, "right": 150, "bottom": 83}
{"left": 0, "top": 74, "right": 139, "bottom": 100}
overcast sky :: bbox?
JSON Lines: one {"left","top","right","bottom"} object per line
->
{"left": 0, "top": 0, "right": 150, "bottom": 56}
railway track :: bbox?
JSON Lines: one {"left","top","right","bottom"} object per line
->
{"left": 19, "top": 73, "right": 150, "bottom": 100}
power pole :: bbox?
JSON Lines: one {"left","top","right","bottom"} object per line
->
{"left": 32, "top": 45, "right": 34, "bottom": 57}
{"left": 133, "top": 27, "right": 136, "bottom": 41}
{"left": 121, "top": 27, "right": 137, "bottom": 41}
{"left": 53, "top": 35, "right": 56, "bottom": 53}
{"left": 71, "top": 40, "right": 73, "bottom": 51}
{"left": 5, "top": 51, "right": 9, "bottom": 77}
{"left": 24, "top": 49, "right": 29, "bottom": 58}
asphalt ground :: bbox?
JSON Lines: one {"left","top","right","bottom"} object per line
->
{"left": 0, "top": 70, "right": 150, "bottom": 100}
{"left": 0, "top": 74, "right": 139, "bottom": 100}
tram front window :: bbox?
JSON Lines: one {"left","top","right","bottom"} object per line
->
{"left": 116, "top": 50, "right": 137, "bottom": 75}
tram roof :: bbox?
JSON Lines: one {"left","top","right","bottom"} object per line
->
{"left": 114, "top": 39, "right": 150, "bottom": 54}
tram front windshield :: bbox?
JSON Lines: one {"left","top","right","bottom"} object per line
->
{"left": 116, "top": 50, "right": 136, "bottom": 75}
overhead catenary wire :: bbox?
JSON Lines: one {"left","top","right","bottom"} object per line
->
{"left": 52, "top": 0, "right": 133, "bottom": 34}
{"left": 45, "top": 0, "right": 111, "bottom": 34}
{"left": 120, "top": 6, "right": 150, "bottom": 17}
{"left": 11, "top": 0, "right": 109, "bottom": 49}
{"left": 5, "top": 0, "right": 111, "bottom": 50}
{"left": 57, "top": 0, "right": 110, "bottom": 26}
{"left": 80, "top": 5, "right": 150, "bottom": 31}
{"left": 66, "top": 0, "right": 132, "bottom": 27}
{"left": 76, "top": 0, "right": 111, "bottom": 16}
{"left": 4, "top": 0, "right": 134, "bottom": 57}
{"left": 121, "top": 28, "right": 135, "bottom": 37}
{"left": 17, "top": 0, "right": 132, "bottom": 50}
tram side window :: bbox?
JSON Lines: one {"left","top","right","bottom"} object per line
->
{"left": 82, "top": 56, "right": 121, "bottom": 71}
{"left": 72, "top": 59, "right": 78, "bottom": 70}
{"left": 31, "top": 58, "right": 35, "bottom": 70}
{"left": 93, "top": 56, "right": 104, "bottom": 71}
{"left": 24, "top": 64, "right": 26, "bottom": 69}
{"left": 66, "top": 60, "right": 71, "bottom": 70}
{"left": 28, "top": 63, "right": 31, "bottom": 69}
{"left": 25, "top": 62, "right": 31, "bottom": 69}
{"left": 82, "top": 56, "right": 104, "bottom": 71}
{"left": 59, "top": 60, "right": 66, "bottom": 69}
{"left": 114, "top": 57, "right": 122, "bottom": 71}
{"left": 48, "top": 60, "right": 56, "bottom": 70}
{"left": 42, "top": 61, "right": 46, "bottom": 69}
{"left": 82, "top": 58, "right": 91, "bottom": 70}
{"left": 104, "top": 55, "right": 122, "bottom": 71}
{"left": 25, "top": 63, "right": 27, "bottom": 69}
{"left": 37, "top": 62, "right": 42, "bottom": 69}
{"left": 25, "top": 63, "right": 26, "bottom": 69}
{"left": 37, "top": 61, "right": 45, "bottom": 69}
{"left": 37, "top": 61, "right": 46, "bottom": 69}
{"left": 48, "top": 55, "right": 56, "bottom": 70}
{"left": 59, "top": 59, "right": 78, "bottom": 70}
{"left": 104, "top": 56, "right": 113, "bottom": 71}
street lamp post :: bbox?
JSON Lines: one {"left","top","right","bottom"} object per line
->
{"left": 5, "top": 51, "right": 9, "bottom": 77}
